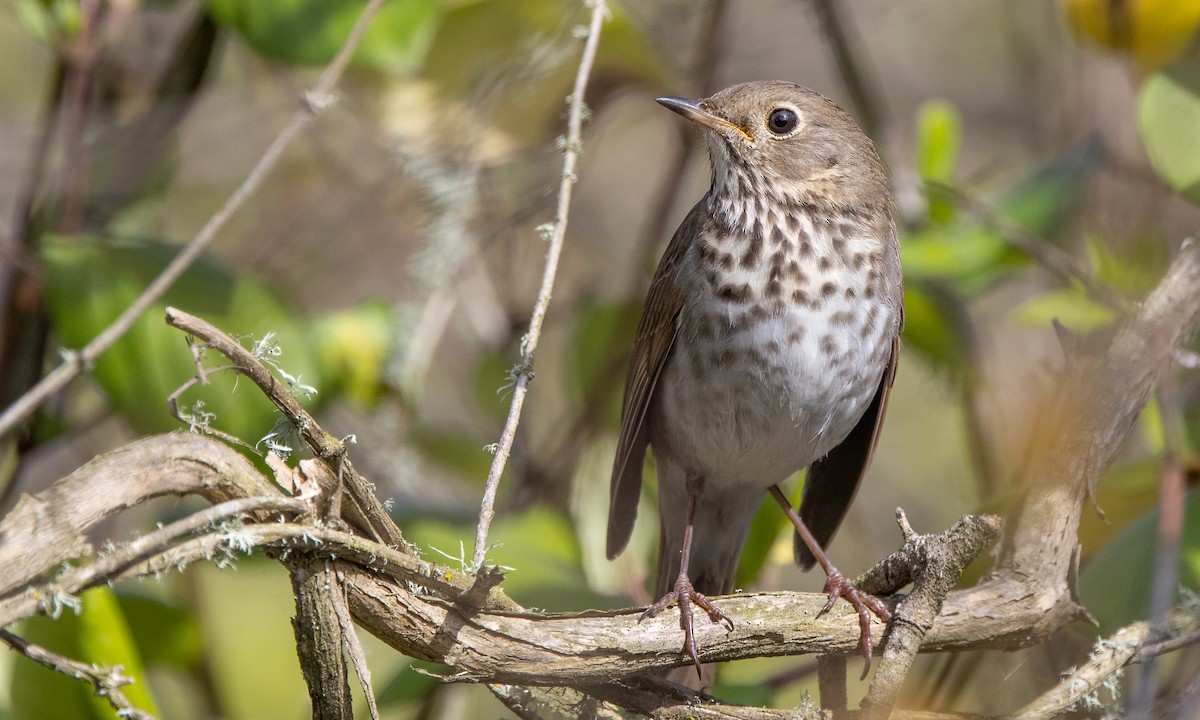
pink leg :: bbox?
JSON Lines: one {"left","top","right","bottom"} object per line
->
{"left": 768, "top": 484, "right": 890, "bottom": 679}
{"left": 640, "top": 477, "right": 734, "bottom": 678}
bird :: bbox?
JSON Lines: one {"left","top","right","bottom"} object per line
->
{"left": 606, "top": 80, "right": 903, "bottom": 680}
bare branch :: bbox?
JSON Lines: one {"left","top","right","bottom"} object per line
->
{"left": 333, "top": 565, "right": 381, "bottom": 720}
{"left": 0, "top": 629, "right": 157, "bottom": 720}
{"left": 1, "top": 494, "right": 305, "bottom": 628}
{"left": 1005, "top": 603, "right": 1200, "bottom": 720}
{"left": 3, "top": 237, "right": 1198, "bottom": 716}
{"left": 290, "top": 555, "right": 354, "bottom": 720}
{"left": 936, "top": 237, "right": 1200, "bottom": 650}
{"left": 860, "top": 512, "right": 1002, "bottom": 719}
{"left": 0, "top": 432, "right": 280, "bottom": 598}
{"left": 473, "top": 0, "right": 609, "bottom": 569}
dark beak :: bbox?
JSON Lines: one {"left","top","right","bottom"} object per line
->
{"left": 656, "top": 96, "right": 753, "bottom": 141}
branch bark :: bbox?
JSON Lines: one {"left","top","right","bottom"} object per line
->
{"left": 290, "top": 554, "right": 354, "bottom": 720}
{"left": 3, "top": 239, "right": 1199, "bottom": 716}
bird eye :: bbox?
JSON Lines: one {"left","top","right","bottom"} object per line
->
{"left": 767, "top": 108, "right": 799, "bottom": 135}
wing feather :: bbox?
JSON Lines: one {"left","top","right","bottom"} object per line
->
{"left": 605, "top": 203, "right": 706, "bottom": 559}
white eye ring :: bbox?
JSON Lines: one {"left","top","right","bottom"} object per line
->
{"left": 766, "top": 107, "right": 800, "bottom": 135}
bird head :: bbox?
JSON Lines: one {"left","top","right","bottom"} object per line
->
{"left": 657, "top": 80, "right": 888, "bottom": 211}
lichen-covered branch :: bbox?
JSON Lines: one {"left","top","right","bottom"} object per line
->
{"left": 0, "top": 629, "right": 157, "bottom": 720}
{"left": 3, "top": 238, "right": 1198, "bottom": 716}
{"left": 165, "top": 307, "right": 404, "bottom": 548}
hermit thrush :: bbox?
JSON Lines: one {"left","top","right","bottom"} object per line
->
{"left": 607, "top": 81, "right": 902, "bottom": 679}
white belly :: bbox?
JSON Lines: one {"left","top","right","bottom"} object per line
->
{"left": 650, "top": 299, "right": 893, "bottom": 488}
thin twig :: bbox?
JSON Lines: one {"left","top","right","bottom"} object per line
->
{"left": 0, "top": 506, "right": 515, "bottom": 632}
{"left": 472, "top": 0, "right": 608, "bottom": 570}
{"left": 333, "top": 565, "right": 381, "bottom": 720}
{"left": 0, "top": 496, "right": 306, "bottom": 628}
{"left": 0, "top": 629, "right": 158, "bottom": 720}
{"left": 1003, "top": 604, "right": 1200, "bottom": 720}
{"left": 0, "top": 0, "right": 387, "bottom": 442}
{"left": 58, "top": 0, "right": 104, "bottom": 234}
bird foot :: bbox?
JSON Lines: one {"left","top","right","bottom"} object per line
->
{"left": 817, "top": 568, "right": 891, "bottom": 679}
{"left": 640, "top": 574, "right": 734, "bottom": 676}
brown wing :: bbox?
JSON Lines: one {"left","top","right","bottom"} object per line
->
{"left": 605, "top": 202, "right": 706, "bottom": 560}
{"left": 794, "top": 328, "right": 901, "bottom": 569}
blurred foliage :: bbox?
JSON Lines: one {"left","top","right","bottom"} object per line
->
{"left": 1080, "top": 489, "right": 1200, "bottom": 633}
{"left": 4, "top": 0, "right": 1200, "bottom": 716}
{"left": 39, "top": 234, "right": 393, "bottom": 456}
{"left": 1139, "top": 44, "right": 1200, "bottom": 204}
{"left": 40, "top": 234, "right": 315, "bottom": 440}
{"left": 1063, "top": 0, "right": 1200, "bottom": 73}
{"left": 206, "top": 0, "right": 438, "bottom": 71}
{"left": 14, "top": 0, "right": 83, "bottom": 43}
{"left": 901, "top": 100, "right": 1100, "bottom": 377}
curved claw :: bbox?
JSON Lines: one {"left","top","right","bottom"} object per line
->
{"left": 640, "top": 574, "right": 734, "bottom": 678}
{"left": 819, "top": 569, "right": 891, "bottom": 679}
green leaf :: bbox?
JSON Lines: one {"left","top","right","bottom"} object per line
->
{"left": 1140, "top": 45, "right": 1200, "bottom": 203}
{"left": 8, "top": 588, "right": 163, "bottom": 719}
{"left": 1010, "top": 287, "right": 1116, "bottom": 333}
{"left": 310, "top": 301, "right": 393, "bottom": 407}
{"left": 1079, "top": 489, "right": 1200, "bottom": 633}
{"left": 116, "top": 591, "right": 203, "bottom": 669}
{"left": 205, "top": 0, "right": 438, "bottom": 72}
{"left": 998, "top": 140, "right": 1100, "bottom": 240}
{"left": 914, "top": 100, "right": 961, "bottom": 223}
{"left": 900, "top": 225, "right": 1015, "bottom": 292}
{"left": 76, "top": 587, "right": 161, "bottom": 717}
{"left": 11, "top": 615, "right": 94, "bottom": 719}
{"left": 16, "top": 0, "right": 56, "bottom": 42}
{"left": 899, "top": 284, "right": 971, "bottom": 374}
{"left": 1085, "top": 232, "right": 1167, "bottom": 297}
{"left": 192, "top": 559, "right": 309, "bottom": 718}
{"left": 40, "top": 235, "right": 317, "bottom": 442}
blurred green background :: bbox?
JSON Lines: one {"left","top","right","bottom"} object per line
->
{"left": 2, "top": 0, "right": 1200, "bottom": 717}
